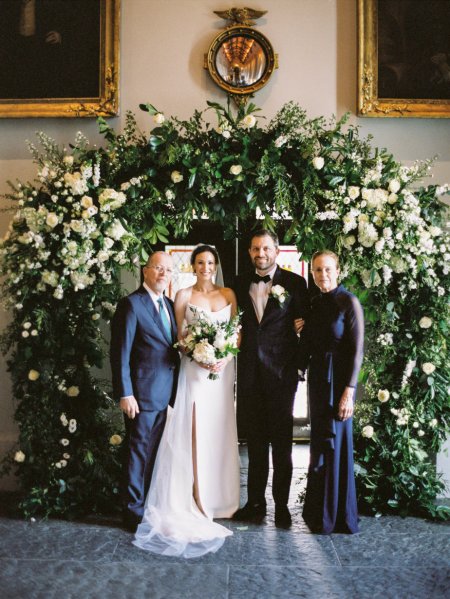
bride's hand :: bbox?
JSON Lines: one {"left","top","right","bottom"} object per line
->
{"left": 210, "top": 357, "right": 231, "bottom": 372}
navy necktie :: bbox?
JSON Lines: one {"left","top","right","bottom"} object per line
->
{"left": 157, "top": 297, "right": 172, "bottom": 342}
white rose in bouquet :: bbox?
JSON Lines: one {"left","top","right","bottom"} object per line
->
{"left": 213, "top": 330, "right": 227, "bottom": 351}
{"left": 193, "top": 340, "right": 216, "bottom": 365}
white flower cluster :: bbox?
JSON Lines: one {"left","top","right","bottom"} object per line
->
{"left": 312, "top": 155, "right": 449, "bottom": 295}
{"left": 377, "top": 333, "right": 393, "bottom": 346}
{"left": 0, "top": 147, "right": 137, "bottom": 302}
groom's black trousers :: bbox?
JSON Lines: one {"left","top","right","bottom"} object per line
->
{"left": 244, "top": 365, "right": 296, "bottom": 508}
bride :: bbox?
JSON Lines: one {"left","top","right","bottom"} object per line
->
{"left": 133, "top": 245, "right": 241, "bottom": 558}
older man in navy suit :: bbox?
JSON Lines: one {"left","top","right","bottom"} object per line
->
{"left": 233, "top": 229, "right": 309, "bottom": 528}
{"left": 110, "top": 251, "right": 180, "bottom": 532}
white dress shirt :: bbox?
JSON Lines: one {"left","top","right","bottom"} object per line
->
{"left": 249, "top": 265, "right": 277, "bottom": 322}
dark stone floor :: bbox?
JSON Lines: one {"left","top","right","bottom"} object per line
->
{"left": 1, "top": 445, "right": 449, "bottom": 599}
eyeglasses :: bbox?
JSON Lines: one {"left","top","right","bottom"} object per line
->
{"left": 147, "top": 265, "right": 173, "bottom": 275}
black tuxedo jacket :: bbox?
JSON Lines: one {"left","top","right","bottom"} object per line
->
{"left": 234, "top": 266, "right": 309, "bottom": 396}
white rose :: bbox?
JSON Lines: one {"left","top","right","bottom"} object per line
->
{"left": 63, "top": 155, "right": 74, "bottom": 167}
{"left": 110, "top": 434, "right": 122, "bottom": 446}
{"left": 106, "top": 220, "right": 127, "bottom": 240}
{"left": 213, "top": 331, "right": 227, "bottom": 351}
{"left": 348, "top": 186, "right": 360, "bottom": 200}
{"left": 153, "top": 113, "right": 165, "bottom": 125}
{"left": 428, "top": 226, "right": 442, "bottom": 237}
{"left": 97, "top": 250, "right": 110, "bottom": 263}
{"left": 103, "top": 237, "right": 114, "bottom": 249}
{"left": 362, "top": 425, "right": 374, "bottom": 438}
{"left": 377, "top": 389, "right": 390, "bottom": 403}
{"left": 422, "top": 362, "right": 436, "bottom": 375}
{"left": 312, "top": 156, "right": 324, "bottom": 170}
{"left": 60, "top": 438, "right": 70, "bottom": 446}
{"left": 429, "top": 418, "right": 438, "bottom": 428}
{"left": 387, "top": 193, "right": 398, "bottom": 204}
{"left": 388, "top": 179, "right": 401, "bottom": 193}
{"left": 14, "top": 450, "right": 26, "bottom": 463}
{"left": 66, "top": 386, "right": 80, "bottom": 397}
{"left": 241, "top": 114, "right": 256, "bottom": 129}
{"left": 23, "top": 322, "right": 31, "bottom": 329}
{"left": 91, "top": 313, "right": 101, "bottom": 321}
{"left": 419, "top": 316, "right": 432, "bottom": 329}
{"left": 28, "top": 369, "right": 40, "bottom": 381}
{"left": 274, "top": 135, "right": 287, "bottom": 148}
{"left": 418, "top": 430, "right": 425, "bottom": 437}
{"left": 46, "top": 212, "right": 59, "bottom": 228}
{"left": 229, "top": 164, "right": 243, "bottom": 176}
{"left": 171, "top": 171, "right": 183, "bottom": 183}
{"left": 60, "top": 413, "right": 68, "bottom": 426}
{"left": 343, "top": 235, "right": 356, "bottom": 250}
{"left": 193, "top": 340, "right": 216, "bottom": 365}
{"left": 222, "top": 129, "right": 231, "bottom": 139}
{"left": 80, "top": 195, "right": 93, "bottom": 209}
{"left": 22, "top": 331, "right": 30, "bottom": 338}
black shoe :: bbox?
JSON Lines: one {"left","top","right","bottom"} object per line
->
{"left": 275, "top": 505, "right": 292, "bottom": 529}
{"left": 232, "top": 502, "right": 267, "bottom": 523}
{"left": 122, "top": 512, "right": 141, "bottom": 533}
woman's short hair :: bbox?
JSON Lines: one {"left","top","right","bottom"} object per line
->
{"left": 190, "top": 244, "right": 219, "bottom": 266}
{"left": 311, "top": 250, "right": 340, "bottom": 269}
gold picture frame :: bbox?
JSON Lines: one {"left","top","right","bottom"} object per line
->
{"left": 358, "top": 0, "right": 450, "bottom": 118}
{"left": 0, "top": 0, "right": 120, "bottom": 118}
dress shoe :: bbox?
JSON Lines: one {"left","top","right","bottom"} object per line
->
{"left": 275, "top": 505, "right": 292, "bottom": 529}
{"left": 122, "top": 512, "right": 141, "bottom": 533}
{"left": 232, "top": 502, "right": 267, "bottom": 523}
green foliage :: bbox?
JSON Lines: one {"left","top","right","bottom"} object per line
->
{"left": 0, "top": 100, "right": 449, "bottom": 520}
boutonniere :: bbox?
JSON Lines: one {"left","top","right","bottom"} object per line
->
{"left": 270, "top": 284, "right": 289, "bottom": 306}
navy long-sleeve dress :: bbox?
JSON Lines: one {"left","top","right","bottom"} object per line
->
{"left": 299, "top": 284, "right": 364, "bottom": 534}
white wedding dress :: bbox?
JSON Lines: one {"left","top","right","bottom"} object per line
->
{"left": 133, "top": 303, "right": 240, "bottom": 558}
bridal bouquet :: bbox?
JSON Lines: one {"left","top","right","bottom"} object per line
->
{"left": 178, "top": 306, "right": 242, "bottom": 380}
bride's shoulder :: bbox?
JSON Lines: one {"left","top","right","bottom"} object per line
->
{"left": 174, "top": 286, "right": 192, "bottom": 307}
{"left": 219, "top": 286, "right": 237, "bottom": 302}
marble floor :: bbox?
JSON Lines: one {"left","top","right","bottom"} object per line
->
{"left": 1, "top": 445, "right": 449, "bottom": 599}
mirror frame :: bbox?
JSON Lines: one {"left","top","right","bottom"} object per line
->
{"left": 205, "top": 25, "right": 276, "bottom": 96}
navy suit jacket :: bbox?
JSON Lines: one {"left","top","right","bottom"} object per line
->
{"left": 110, "top": 286, "right": 180, "bottom": 411}
{"left": 235, "top": 266, "right": 309, "bottom": 396}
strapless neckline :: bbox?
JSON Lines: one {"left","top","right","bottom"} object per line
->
{"left": 188, "top": 302, "right": 231, "bottom": 315}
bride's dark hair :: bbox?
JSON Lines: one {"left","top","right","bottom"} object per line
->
{"left": 190, "top": 244, "right": 219, "bottom": 266}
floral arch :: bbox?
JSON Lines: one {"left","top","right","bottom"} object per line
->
{"left": 0, "top": 100, "right": 449, "bottom": 520}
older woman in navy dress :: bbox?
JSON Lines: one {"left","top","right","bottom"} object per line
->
{"left": 299, "top": 250, "right": 364, "bottom": 534}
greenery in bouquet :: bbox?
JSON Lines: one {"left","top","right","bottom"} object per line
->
{"left": 178, "top": 306, "right": 241, "bottom": 380}
{"left": 0, "top": 97, "right": 449, "bottom": 519}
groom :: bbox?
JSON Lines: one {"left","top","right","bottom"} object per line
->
{"left": 233, "top": 229, "right": 309, "bottom": 528}
{"left": 110, "top": 251, "right": 180, "bottom": 532}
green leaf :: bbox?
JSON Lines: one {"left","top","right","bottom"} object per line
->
{"left": 139, "top": 103, "right": 158, "bottom": 115}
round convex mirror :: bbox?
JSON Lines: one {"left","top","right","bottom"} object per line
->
{"left": 206, "top": 26, "right": 276, "bottom": 96}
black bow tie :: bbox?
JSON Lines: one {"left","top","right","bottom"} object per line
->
{"left": 252, "top": 273, "right": 271, "bottom": 284}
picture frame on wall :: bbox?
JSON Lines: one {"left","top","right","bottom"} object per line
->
{"left": 358, "top": 0, "right": 450, "bottom": 118}
{"left": 0, "top": 0, "right": 120, "bottom": 118}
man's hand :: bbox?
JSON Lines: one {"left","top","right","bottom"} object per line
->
{"left": 294, "top": 318, "right": 305, "bottom": 335}
{"left": 120, "top": 396, "right": 140, "bottom": 419}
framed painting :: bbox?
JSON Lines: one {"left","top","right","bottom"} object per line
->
{"left": 0, "top": 0, "right": 120, "bottom": 118}
{"left": 358, "top": 0, "right": 450, "bottom": 118}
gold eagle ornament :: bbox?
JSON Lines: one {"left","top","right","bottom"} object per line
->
{"left": 213, "top": 7, "right": 267, "bottom": 27}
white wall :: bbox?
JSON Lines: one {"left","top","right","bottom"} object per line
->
{"left": 1, "top": 0, "right": 449, "bottom": 490}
